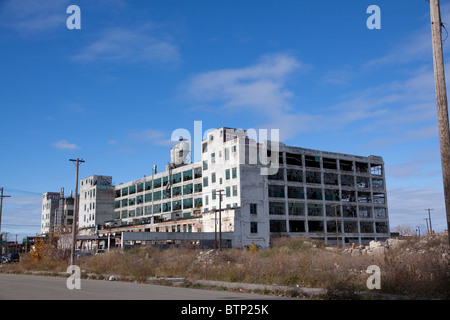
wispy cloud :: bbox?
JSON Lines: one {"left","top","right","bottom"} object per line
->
{"left": 52, "top": 140, "right": 80, "bottom": 150}
{"left": 0, "top": 0, "right": 69, "bottom": 35}
{"left": 72, "top": 25, "right": 181, "bottom": 66}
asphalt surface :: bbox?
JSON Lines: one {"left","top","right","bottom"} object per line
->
{"left": 0, "top": 273, "right": 287, "bottom": 300}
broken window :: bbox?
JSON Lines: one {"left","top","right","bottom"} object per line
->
{"left": 306, "top": 171, "right": 321, "bottom": 184}
{"left": 286, "top": 152, "right": 303, "bottom": 166}
{"left": 128, "top": 209, "right": 135, "bottom": 218}
{"left": 306, "top": 187, "right": 322, "bottom": 200}
{"left": 145, "top": 205, "right": 152, "bottom": 215}
{"left": 172, "top": 186, "right": 181, "bottom": 197}
{"left": 128, "top": 198, "right": 135, "bottom": 206}
{"left": 153, "top": 190, "right": 161, "bottom": 201}
{"left": 289, "top": 220, "right": 305, "bottom": 232}
{"left": 115, "top": 189, "right": 121, "bottom": 198}
{"left": 183, "top": 184, "right": 193, "bottom": 195}
{"left": 288, "top": 202, "right": 305, "bottom": 215}
{"left": 194, "top": 197, "right": 202, "bottom": 208}
{"left": 370, "top": 164, "right": 383, "bottom": 175}
{"left": 136, "top": 195, "right": 143, "bottom": 204}
{"left": 122, "top": 187, "right": 129, "bottom": 196}
{"left": 288, "top": 186, "right": 305, "bottom": 199}
{"left": 305, "top": 155, "right": 321, "bottom": 168}
{"left": 360, "top": 222, "right": 374, "bottom": 233}
{"left": 114, "top": 200, "right": 121, "bottom": 209}
{"left": 172, "top": 173, "right": 182, "bottom": 184}
{"left": 323, "top": 157, "right": 337, "bottom": 170}
{"left": 162, "top": 201, "right": 171, "bottom": 213}
{"left": 287, "top": 168, "right": 303, "bottom": 182}
{"left": 129, "top": 185, "right": 136, "bottom": 195}
{"left": 357, "top": 176, "right": 370, "bottom": 188}
{"left": 194, "top": 167, "right": 202, "bottom": 179}
{"left": 359, "top": 206, "right": 372, "bottom": 218}
{"left": 270, "top": 220, "right": 287, "bottom": 233}
{"left": 183, "top": 170, "right": 193, "bottom": 181}
{"left": 308, "top": 220, "right": 324, "bottom": 232}
{"left": 250, "top": 222, "right": 258, "bottom": 234}
{"left": 343, "top": 205, "right": 357, "bottom": 217}
{"left": 372, "top": 178, "right": 384, "bottom": 189}
{"left": 268, "top": 185, "right": 285, "bottom": 198}
{"left": 137, "top": 183, "right": 144, "bottom": 193}
{"left": 375, "top": 222, "right": 388, "bottom": 233}
{"left": 183, "top": 198, "right": 193, "bottom": 209}
{"left": 341, "top": 190, "right": 356, "bottom": 202}
{"left": 154, "top": 178, "right": 162, "bottom": 188}
{"left": 374, "top": 207, "right": 387, "bottom": 219}
{"left": 325, "top": 189, "right": 339, "bottom": 201}
{"left": 194, "top": 183, "right": 202, "bottom": 193}
{"left": 121, "top": 210, "right": 127, "bottom": 219}
{"left": 327, "top": 220, "right": 341, "bottom": 233}
{"left": 326, "top": 205, "right": 341, "bottom": 217}
{"left": 357, "top": 192, "right": 371, "bottom": 203}
{"left": 172, "top": 200, "right": 181, "bottom": 211}
{"left": 355, "top": 162, "right": 369, "bottom": 174}
{"left": 153, "top": 204, "right": 161, "bottom": 213}
{"left": 269, "top": 202, "right": 285, "bottom": 215}
{"left": 340, "top": 160, "right": 353, "bottom": 172}
{"left": 121, "top": 199, "right": 128, "bottom": 207}
{"left": 373, "top": 193, "right": 385, "bottom": 204}
{"left": 163, "top": 189, "right": 171, "bottom": 199}
{"left": 340, "top": 175, "right": 354, "bottom": 187}
{"left": 344, "top": 221, "right": 358, "bottom": 233}
{"left": 268, "top": 168, "right": 284, "bottom": 180}
{"left": 145, "top": 181, "right": 152, "bottom": 191}
{"left": 324, "top": 173, "right": 339, "bottom": 185}
{"left": 308, "top": 204, "right": 323, "bottom": 216}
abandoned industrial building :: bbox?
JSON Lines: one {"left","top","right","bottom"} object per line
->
{"left": 41, "top": 127, "right": 389, "bottom": 250}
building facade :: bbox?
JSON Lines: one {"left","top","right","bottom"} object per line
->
{"left": 41, "top": 190, "right": 75, "bottom": 234}
{"left": 107, "top": 127, "right": 389, "bottom": 248}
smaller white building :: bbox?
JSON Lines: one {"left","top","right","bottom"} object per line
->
{"left": 41, "top": 192, "right": 60, "bottom": 234}
{"left": 79, "top": 175, "right": 114, "bottom": 230}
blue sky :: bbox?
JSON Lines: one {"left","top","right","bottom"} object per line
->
{"left": 0, "top": 0, "right": 449, "bottom": 241}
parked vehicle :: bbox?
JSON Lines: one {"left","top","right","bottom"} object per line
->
{"left": 8, "top": 253, "right": 19, "bottom": 263}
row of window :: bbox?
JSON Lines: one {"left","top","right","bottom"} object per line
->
{"left": 268, "top": 185, "right": 386, "bottom": 204}
{"left": 115, "top": 168, "right": 202, "bottom": 198}
{"left": 269, "top": 169, "right": 384, "bottom": 188}
{"left": 116, "top": 197, "right": 203, "bottom": 218}
{"left": 277, "top": 153, "right": 383, "bottom": 175}
{"left": 268, "top": 202, "right": 387, "bottom": 218}
{"left": 268, "top": 220, "right": 389, "bottom": 234}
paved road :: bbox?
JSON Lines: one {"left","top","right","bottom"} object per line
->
{"left": 0, "top": 273, "right": 285, "bottom": 300}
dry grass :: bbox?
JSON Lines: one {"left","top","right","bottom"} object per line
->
{"left": 2, "top": 235, "right": 449, "bottom": 299}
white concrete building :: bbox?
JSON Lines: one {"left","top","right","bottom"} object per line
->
{"left": 107, "top": 127, "right": 389, "bottom": 248}
{"left": 79, "top": 175, "right": 114, "bottom": 230}
{"left": 41, "top": 192, "right": 60, "bottom": 235}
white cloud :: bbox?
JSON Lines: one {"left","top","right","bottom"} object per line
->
{"left": 0, "top": 0, "right": 69, "bottom": 34}
{"left": 72, "top": 26, "right": 180, "bottom": 66}
{"left": 52, "top": 140, "right": 80, "bottom": 150}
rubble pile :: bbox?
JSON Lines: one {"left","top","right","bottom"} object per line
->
{"left": 343, "top": 238, "right": 406, "bottom": 256}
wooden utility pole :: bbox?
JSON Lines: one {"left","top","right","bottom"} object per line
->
{"left": 426, "top": 208, "right": 434, "bottom": 234}
{"left": 70, "top": 158, "right": 85, "bottom": 266}
{"left": 430, "top": 0, "right": 450, "bottom": 243}
{"left": 0, "top": 188, "right": 11, "bottom": 235}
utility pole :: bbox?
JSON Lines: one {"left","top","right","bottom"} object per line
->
{"left": 0, "top": 188, "right": 11, "bottom": 235}
{"left": 424, "top": 218, "right": 430, "bottom": 235}
{"left": 217, "top": 190, "right": 224, "bottom": 251}
{"left": 69, "top": 158, "right": 85, "bottom": 266}
{"left": 430, "top": 0, "right": 450, "bottom": 243}
{"left": 426, "top": 209, "right": 434, "bottom": 235}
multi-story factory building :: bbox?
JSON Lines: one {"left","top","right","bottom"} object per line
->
{"left": 107, "top": 127, "right": 389, "bottom": 248}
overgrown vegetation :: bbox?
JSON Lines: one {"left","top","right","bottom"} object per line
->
{"left": 1, "top": 235, "right": 449, "bottom": 299}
